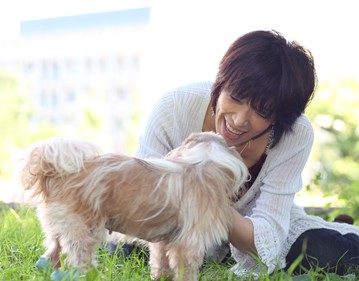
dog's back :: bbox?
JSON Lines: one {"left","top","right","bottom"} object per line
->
{"left": 20, "top": 138, "right": 181, "bottom": 241}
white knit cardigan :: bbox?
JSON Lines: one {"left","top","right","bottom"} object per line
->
{"left": 135, "top": 81, "right": 359, "bottom": 274}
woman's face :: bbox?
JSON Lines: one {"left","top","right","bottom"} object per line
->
{"left": 215, "top": 90, "right": 273, "bottom": 147}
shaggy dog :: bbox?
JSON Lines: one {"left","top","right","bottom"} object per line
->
{"left": 20, "top": 132, "right": 248, "bottom": 280}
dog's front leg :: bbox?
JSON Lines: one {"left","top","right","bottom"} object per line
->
{"left": 37, "top": 207, "right": 62, "bottom": 269}
{"left": 149, "top": 241, "right": 171, "bottom": 280}
{"left": 167, "top": 244, "right": 203, "bottom": 281}
{"left": 35, "top": 236, "right": 61, "bottom": 273}
{"left": 44, "top": 237, "right": 61, "bottom": 268}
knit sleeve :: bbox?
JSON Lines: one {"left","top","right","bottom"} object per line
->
{"left": 135, "top": 81, "right": 212, "bottom": 159}
{"left": 135, "top": 90, "right": 177, "bottom": 158}
{"left": 231, "top": 116, "right": 314, "bottom": 274}
{"left": 252, "top": 117, "right": 314, "bottom": 272}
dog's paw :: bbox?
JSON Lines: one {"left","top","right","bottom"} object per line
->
{"left": 50, "top": 269, "right": 80, "bottom": 281}
{"left": 35, "top": 257, "right": 53, "bottom": 272}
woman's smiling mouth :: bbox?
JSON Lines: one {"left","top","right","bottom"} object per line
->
{"left": 225, "top": 120, "right": 245, "bottom": 136}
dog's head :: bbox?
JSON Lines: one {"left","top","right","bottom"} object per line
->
{"left": 165, "top": 132, "right": 249, "bottom": 194}
{"left": 165, "top": 132, "right": 230, "bottom": 159}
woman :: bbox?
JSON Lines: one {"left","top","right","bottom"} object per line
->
{"left": 134, "top": 30, "right": 359, "bottom": 275}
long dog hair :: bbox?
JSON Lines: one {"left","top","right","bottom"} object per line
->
{"left": 20, "top": 132, "right": 248, "bottom": 280}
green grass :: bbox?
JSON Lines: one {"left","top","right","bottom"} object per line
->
{"left": 0, "top": 202, "right": 357, "bottom": 281}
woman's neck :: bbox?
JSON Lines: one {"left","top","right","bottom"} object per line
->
{"left": 240, "top": 130, "right": 270, "bottom": 167}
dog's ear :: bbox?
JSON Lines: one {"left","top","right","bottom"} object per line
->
{"left": 186, "top": 159, "right": 242, "bottom": 197}
{"left": 185, "top": 138, "right": 249, "bottom": 196}
{"left": 177, "top": 159, "right": 241, "bottom": 249}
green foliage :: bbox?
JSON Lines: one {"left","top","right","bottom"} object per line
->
{"left": 306, "top": 77, "right": 359, "bottom": 220}
{"left": 0, "top": 71, "right": 142, "bottom": 181}
{"left": 0, "top": 204, "right": 44, "bottom": 280}
{"left": 0, "top": 72, "right": 61, "bottom": 179}
{"left": 0, "top": 204, "right": 357, "bottom": 280}
{"left": 304, "top": 172, "right": 322, "bottom": 192}
{"left": 123, "top": 86, "right": 143, "bottom": 154}
{"left": 338, "top": 181, "right": 359, "bottom": 220}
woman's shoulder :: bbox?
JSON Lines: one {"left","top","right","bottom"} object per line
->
{"left": 272, "top": 114, "right": 314, "bottom": 155}
{"left": 294, "top": 114, "right": 313, "bottom": 129}
{"left": 161, "top": 81, "right": 212, "bottom": 103}
{"left": 173, "top": 80, "right": 213, "bottom": 93}
{"left": 137, "top": 81, "right": 213, "bottom": 157}
{"left": 155, "top": 81, "right": 212, "bottom": 122}
{"left": 291, "top": 114, "right": 314, "bottom": 140}
{"left": 148, "top": 81, "right": 212, "bottom": 118}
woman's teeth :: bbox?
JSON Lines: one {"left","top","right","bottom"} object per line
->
{"left": 225, "top": 121, "right": 243, "bottom": 135}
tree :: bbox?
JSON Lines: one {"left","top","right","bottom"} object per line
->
{"left": 0, "top": 72, "right": 59, "bottom": 179}
{"left": 306, "top": 77, "right": 359, "bottom": 220}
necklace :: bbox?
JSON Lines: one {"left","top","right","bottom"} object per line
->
{"left": 239, "top": 140, "right": 252, "bottom": 155}
{"left": 238, "top": 125, "right": 274, "bottom": 155}
{"left": 239, "top": 125, "right": 274, "bottom": 155}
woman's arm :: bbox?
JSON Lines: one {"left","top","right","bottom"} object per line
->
{"left": 230, "top": 116, "right": 314, "bottom": 271}
{"left": 229, "top": 208, "right": 256, "bottom": 254}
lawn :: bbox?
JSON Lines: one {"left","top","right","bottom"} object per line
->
{"left": 0, "top": 202, "right": 357, "bottom": 281}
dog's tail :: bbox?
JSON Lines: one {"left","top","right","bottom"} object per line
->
{"left": 20, "top": 137, "right": 99, "bottom": 201}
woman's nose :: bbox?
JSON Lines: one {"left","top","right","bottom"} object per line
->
{"left": 232, "top": 106, "right": 250, "bottom": 127}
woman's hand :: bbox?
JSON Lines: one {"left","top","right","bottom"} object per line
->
{"left": 229, "top": 207, "right": 257, "bottom": 254}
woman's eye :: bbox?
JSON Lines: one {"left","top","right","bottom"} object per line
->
{"left": 256, "top": 110, "right": 270, "bottom": 119}
{"left": 229, "top": 95, "right": 237, "bottom": 101}
{"left": 230, "top": 96, "right": 245, "bottom": 104}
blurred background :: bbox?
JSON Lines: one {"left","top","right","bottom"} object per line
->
{"left": 0, "top": 0, "right": 358, "bottom": 221}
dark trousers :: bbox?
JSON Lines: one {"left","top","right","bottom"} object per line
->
{"left": 285, "top": 229, "right": 359, "bottom": 275}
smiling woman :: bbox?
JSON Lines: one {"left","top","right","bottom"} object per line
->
{"left": 211, "top": 30, "right": 316, "bottom": 149}
{"left": 117, "top": 29, "right": 359, "bottom": 277}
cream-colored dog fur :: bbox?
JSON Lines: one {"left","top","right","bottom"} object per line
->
{"left": 20, "top": 132, "right": 248, "bottom": 280}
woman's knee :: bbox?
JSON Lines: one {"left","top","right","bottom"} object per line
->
{"left": 286, "top": 229, "right": 359, "bottom": 275}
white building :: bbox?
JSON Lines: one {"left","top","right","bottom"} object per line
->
{"left": 0, "top": 7, "right": 151, "bottom": 153}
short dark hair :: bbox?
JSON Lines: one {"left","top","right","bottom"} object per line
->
{"left": 211, "top": 30, "right": 317, "bottom": 147}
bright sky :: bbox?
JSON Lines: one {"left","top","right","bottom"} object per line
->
{"left": 142, "top": 0, "right": 359, "bottom": 111}
{"left": 1, "top": 0, "right": 358, "bottom": 111}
